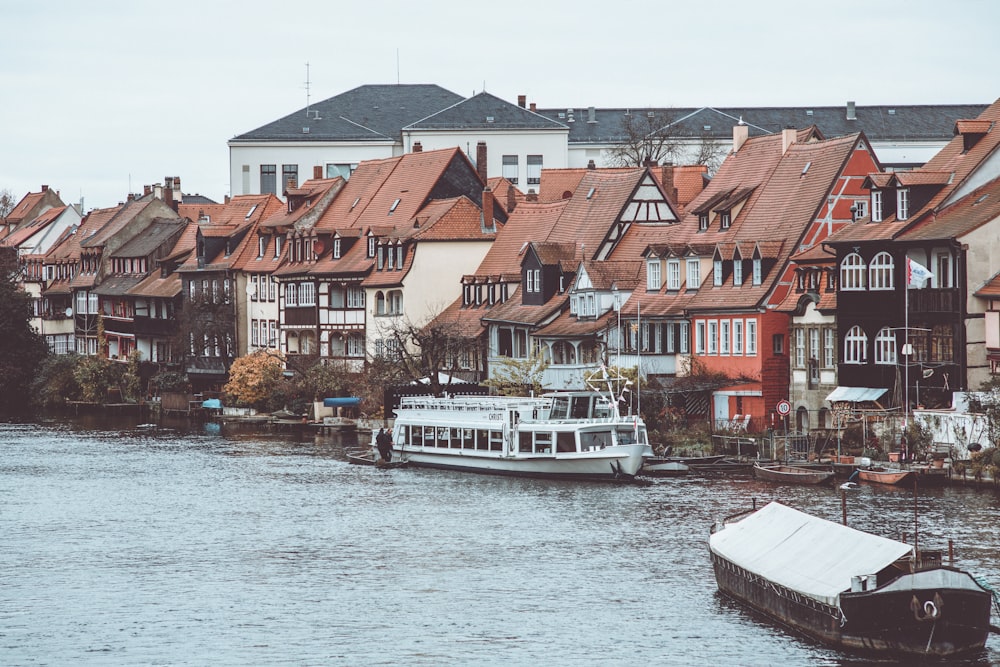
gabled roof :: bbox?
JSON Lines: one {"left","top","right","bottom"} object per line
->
{"left": 45, "top": 205, "right": 121, "bottom": 262}
{"left": 404, "top": 91, "right": 566, "bottom": 131}
{"left": 259, "top": 178, "right": 344, "bottom": 230}
{"left": 534, "top": 307, "right": 613, "bottom": 338}
{"left": 79, "top": 199, "right": 163, "bottom": 249}
{"left": 473, "top": 200, "right": 568, "bottom": 277}
{"left": 410, "top": 196, "right": 496, "bottom": 241}
{"left": 0, "top": 205, "right": 67, "bottom": 248}
{"left": 110, "top": 218, "right": 186, "bottom": 258}
{"left": 197, "top": 194, "right": 283, "bottom": 237}
{"left": 481, "top": 291, "right": 568, "bottom": 327}
{"left": 579, "top": 260, "right": 642, "bottom": 291}
{"left": 230, "top": 84, "right": 465, "bottom": 143}
{"left": 901, "top": 176, "right": 1000, "bottom": 242}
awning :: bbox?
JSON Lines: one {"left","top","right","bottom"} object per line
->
{"left": 826, "top": 386, "right": 888, "bottom": 403}
{"left": 709, "top": 502, "right": 912, "bottom": 607}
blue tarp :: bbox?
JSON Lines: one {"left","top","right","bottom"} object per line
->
{"left": 323, "top": 397, "right": 360, "bottom": 408}
{"left": 202, "top": 398, "right": 222, "bottom": 409}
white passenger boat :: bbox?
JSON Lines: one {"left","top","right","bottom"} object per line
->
{"left": 390, "top": 390, "right": 653, "bottom": 480}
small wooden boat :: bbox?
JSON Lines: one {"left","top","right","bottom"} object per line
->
{"left": 346, "top": 450, "right": 407, "bottom": 469}
{"left": 642, "top": 459, "right": 690, "bottom": 477}
{"left": 753, "top": 463, "right": 833, "bottom": 485}
{"left": 856, "top": 467, "right": 913, "bottom": 486}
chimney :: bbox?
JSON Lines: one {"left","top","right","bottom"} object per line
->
{"left": 526, "top": 189, "right": 538, "bottom": 202}
{"left": 782, "top": 127, "right": 797, "bottom": 154}
{"left": 313, "top": 165, "right": 323, "bottom": 179}
{"left": 529, "top": 102, "right": 536, "bottom": 112}
{"left": 733, "top": 122, "right": 749, "bottom": 152}
{"left": 286, "top": 178, "right": 297, "bottom": 190}
{"left": 482, "top": 187, "right": 495, "bottom": 229}
{"left": 517, "top": 95, "right": 526, "bottom": 108}
{"left": 163, "top": 182, "right": 174, "bottom": 210}
{"left": 660, "top": 163, "right": 678, "bottom": 202}
{"left": 41, "top": 184, "right": 48, "bottom": 192}
{"left": 127, "top": 193, "right": 135, "bottom": 202}
{"left": 507, "top": 183, "right": 517, "bottom": 213}
{"left": 476, "top": 141, "right": 488, "bottom": 183}
{"left": 413, "top": 141, "right": 423, "bottom": 153}
{"left": 846, "top": 100, "right": 856, "bottom": 121}
{"left": 144, "top": 185, "right": 152, "bottom": 196}
{"left": 587, "top": 159, "right": 596, "bottom": 170}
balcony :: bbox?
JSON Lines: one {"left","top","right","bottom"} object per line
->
{"left": 284, "top": 307, "right": 318, "bottom": 327}
{"left": 908, "top": 288, "right": 959, "bottom": 314}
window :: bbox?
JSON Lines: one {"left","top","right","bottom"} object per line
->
{"left": 347, "top": 334, "right": 365, "bottom": 357}
{"left": 733, "top": 320, "right": 744, "bottom": 355}
{"left": 713, "top": 259, "right": 723, "bottom": 286}
{"left": 282, "top": 164, "right": 298, "bottom": 190}
{"left": 533, "top": 269, "right": 540, "bottom": 293}
{"left": 679, "top": 322, "right": 690, "bottom": 354}
{"left": 274, "top": 236, "right": 282, "bottom": 259}
{"left": 897, "top": 188, "right": 909, "bottom": 221}
{"left": 854, "top": 200, "right": 868, "bottom": 219}
{"left": 935, "top": 254, "right": 951, "bottom": 288}
{"left": 347, "top": 286, "right": 364, "bottom": 308}
{"left": 699, "top": 213, "right": 709, "bottom": 231}
{"left": 389, "top": 290, "right": 403, "bottom": 315}
{"left": 368, "top": 237, "right": 375, "bottom": 258}
{"left": 874, "top": 327, "right": 896, "bottom": 365}
{"left": 251, "top": 319, "right": 260, "bottom": 347}
{"left": 720, "top": 211, "right": 731, "bottom": 229}
{"left": 746, "top": 319, "right": 757, "bottom": 356}
{"left": 375, "top": 291, "right": 386, "bottom": 315}
{"left": 667, "top": 260, "right": 681, "bottom": 290}
{"left": 824, "top": 328, "right": 835, "bottom": 368}
{"left": 686, "top": 259, "right": 700, "bottom": 289}
{"left": 502, "top": 155, "right": 519, "bottom": 184}
{"left": 326, "top": 163, "right": 355, "bottom": 180}
{"left": 396, "top": 246, "right": 403, "bottom": 269}
{"left": 844, "top": 325, "right": 867, "bottom": 364}
{"left": 708, "top": 321, "right": 718, "bottom": 354}
{"left": 260, "top": 164, "right": 277, "bottom": 195}
{"left": 298, "top": 282, "right": 316, "bottom": 306}
{"left": 733, "top": 259, "right": 743, "bottom": 286}
{"left": 647, "top": 260, "right": 661, "bottom": 290}
{"left": 869, "top": 252, "right": 894, "bottom": 290}
{"left": 695, "top": 321, "right": 706, "bottom": 354}
{"left": 772, "top": 334, "right": 784, "bottom": 355}
{"left": 258, "top": 235, "right": 267, "bottom": 258}
{"left": 387, "top": 246, "right": 395, "bottom": 270}
{"left": 720, "top": 320, "right": 730, "bottom": 355}
{"left": 794, "top": 328, "right": 805, "bottom": 368}
{"left": 333, "top": 238, "right": 341, "bottom": 258}
{"left": 268, "top": 276, "right": 277, "bottom": 301}
{"left": 526, "top": 269, "right": 534, "bottom": 293}
{"left": 752, "top": 258, "right": 762, "bottom": 285}
{"left": 809, "top": 327, "right": 820, "bottom": 369}
{"left": 840, "top": 253, "right": 866, "bottom": 290}
{"left": 285, "top": 283, "right": 297, "bottom": 307}
{"left": 527, "top": 155, "right": 542, "bottom": 185}
{"left": 871, "top": 190, "right": 883, "bottom": 222}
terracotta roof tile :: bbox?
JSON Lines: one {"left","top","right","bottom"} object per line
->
{"left": 473, "top": 200, "right": 567, "bottom": 276}
{"left": 534, "top": 308, "right": 612, "bottom": 338}
{"left": 481, "top": 290, "right": 566, "bottom": 327}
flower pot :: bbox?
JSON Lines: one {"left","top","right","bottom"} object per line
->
{"left": 888, "top": 452, "right": 901, "bottom": 463}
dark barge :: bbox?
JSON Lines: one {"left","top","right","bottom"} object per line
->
{"left": 709, "top": 501, "right": 992, "bottom": 658}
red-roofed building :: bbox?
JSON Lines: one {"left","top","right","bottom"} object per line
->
{"left": 2, "top": 185, "right": 65, "bottom": 236}
{"left": 825, "top": 98, "right": 1000, "bottom": 415}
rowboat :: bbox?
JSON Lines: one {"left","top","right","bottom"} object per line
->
{"left": 710, "top": 501, "right": 992, "bottom": 658}
{"left": 641, "top": 459, "right": 690, "bottom": 477}
{"left": 753, "top": 463, "right": 833, "bottom": 485}
{"left": 856, "top": 467, "right": 913, "bottom": 486}
{"left": 346, "top": 450, "right": 408, "bottom": 469}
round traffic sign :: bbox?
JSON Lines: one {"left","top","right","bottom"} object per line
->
{"left": 776, "top": 399, "right": 791, "bottom": 416}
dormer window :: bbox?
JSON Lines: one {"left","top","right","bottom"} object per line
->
{"left": 395, "top": 246, "right": 403, "bottom": 269}
{"left": 752, "top": 258, "right": 762, "bottom": 285}
{"left": 713, "top": 259, "right": 723, "bottom": 286}
{"left": 897, "top": 188, "right": 909, "bottom": 221}
{"left": 387, "top": 245, "right": 394, "bottom": 270}
{"left": 720, "top": 211, "right": 731, "bottom": 229}
{"left": 258, "top": 236, "right": 267, "bottom": 258}
{"left": 377, "top": 246, "right": 384, "bottom": 270}
{"left": 368, "top": 236, "right": 375, "bottom": 257}
{"left": 333, "top": 238, "right": 341, "bottom": 258}
{"left": 647, "top": 259, "right": 661, "bottom": 290}
{"left": 274, "top": 236, "right": 282, "bottom": 258}
{"left": 686, "top": 258, "right": 700, "bottom": 289}
{"left": 871, "top": 190, "right": 883, "bottom": 222}
{"left": 667, "top": 259, "right": 681, "bottom": 290}
{"left": 699, "top": 213, "right": 709, "bottom": 231}
{"left": 733, "top": 259, "right": 743, "bottom": 286}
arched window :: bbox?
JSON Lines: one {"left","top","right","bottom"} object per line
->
{"left": 869, "top": 252, "right": 894, "bottom": 290}
{"left": 874, "top": 327, "right": 896, "bottom": 365}
{"left": 818, "top": 407, "right": 831, "bottom": 430}
{"left": 375, "top": 291, "right": 386, "bottom": 316}
{"left": 796, "top": 406, "right": 809, "bottom": 433}
{"left": 840, "top": 253, "right": 866, "bottom": 290}
{"left": 844, "top": 325, "right": 867, "bottom": 364}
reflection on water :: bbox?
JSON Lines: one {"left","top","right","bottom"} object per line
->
{"left": 1, "top": 416, "right": 998, "bottom": 666}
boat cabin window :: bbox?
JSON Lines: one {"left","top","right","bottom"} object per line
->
{"left": 450, "top": 427, "right": 461, "bottom": 448}
{"left": 534, "top": 432, "right": 552, "bottom": 453}
{"left": 461, "top": 428, "right": 474, "bottom": 449}
{"left": 571, "top": 397, "right": 590, "bottom": 419}
{"left": 580, "top": 429, "right": 613, "bottom": 451}
{"left": 476, "top": 429, "right": 489, "bottom": 450}
{"left": 397, "top": 425, "right": 408, "bottom": 443}
{"left": 489, "top": 430, "right": 504, "bottom": 451}
{"left": 616, "top": 426, "right": 644, "bottom": 445}
{"left": 549, "top": 396, "right": 569, "bottom": 420}
{"left": 556, "top": 431, "right": 576, "bottom": 453}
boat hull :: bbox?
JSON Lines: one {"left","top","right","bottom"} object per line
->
{"left": 857, "top": 468, "right": 913, "bottom": 486}
{"left": 753, "top": 464, "right": 833, "bottom": 485}
{"left": 395, "top": 444, "right": 650, "bottom": 480}
{"left": 711, "top": 553, "right": 991, "bottom": 658}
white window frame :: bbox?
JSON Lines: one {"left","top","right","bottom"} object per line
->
{"left": 733, "top": 259, "right": 743, "bottom": 286}
{"left": 695, "top": 321, "right": 706, "bottom": 355}
{"left": 285, "top": 283, "right": 297, "bottom": 307}
{"left": 707, "top": 320, "right": 718, "bottom": 355}
{"left": 298, "top": 282, "right": 316, "bottom": 307}
{"left": 840, "top": 253, "right": 866, "bottom": 291}
{"left": 794, "top": 327, "right": 806, "bottom": 368}
{"left": 647, "top": 260, "right": 661, "bottom": 290}
{"left": 844, "top": 325, "right": 867, "bottom": 364}
{"left": 713, "top": 259, "right": 723, "bottom": 286}
{"left": 746, "top": 319, "right": 757, "bottom": 356}
{"left": 666, "top": 260, "right": 681, "bottom": 290}
{"left": 733, "top": 319, "right": 744, "bottom": 355}
{"left": 679, "top": 322, "right": 690, "bottom": 354}
{"left": 869, "top": 251, "right": 894, "bottom": 290}
{"left": 824, "top": 328, "right": 835, "bottom": 368}
{"left": 897, "top": 188, "right": 910, "bottom": 221}
{"left": 686, "top": 259, "right": 700, "bottom": 290}
{"left": 871, "top": 190, "right": 883, "bottom": 222}
{"left": 874, "top": 327, "right": 897, "bottom": 365}
{"left": 720, "top": 320, "right": 730, "bottom": 355}
{"left": 752, "top": 258, "right": 762, "bottom": 285}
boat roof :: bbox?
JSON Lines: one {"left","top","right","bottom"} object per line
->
{"left": 709, "top": 501, "right": 912, "bottom": 607}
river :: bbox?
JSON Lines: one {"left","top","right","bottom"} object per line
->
{"left": 2, "top": 417, "right": 999, "bottom": 666}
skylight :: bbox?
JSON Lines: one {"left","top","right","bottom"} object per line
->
{"left": 801, "top": 162, "right": 811, "bottom": 175}
{"left": 586, "top": 187, "right": 596, "bottom": 200}
{"left": 245, "top": 204, "right": 257, "bottom": 219}
{"left": 389, "top": 198, "right": 401, "bottom": 214}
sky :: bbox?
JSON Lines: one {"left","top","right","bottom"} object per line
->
{"left": 2, "top": 0, "right": 998, "bottom": 212}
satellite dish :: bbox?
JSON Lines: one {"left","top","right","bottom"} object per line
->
{"left": 65, "top": 307, "right": 73, "bottom": 317}
{"left": 923, "top": 368, "right": 934, "bottom": 378}
{"left": 246, "top": 283, "right": 257, "bottom": 296}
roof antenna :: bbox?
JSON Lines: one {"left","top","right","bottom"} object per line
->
{"left": 396, "top": 48, "right": 400, "bottom": 84}
{"left": 304, "top": 62, "right": 311, "bottom": 117}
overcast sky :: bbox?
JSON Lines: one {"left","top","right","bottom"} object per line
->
{"left": 2, "top": 0, "right": 997, "bottom": 211}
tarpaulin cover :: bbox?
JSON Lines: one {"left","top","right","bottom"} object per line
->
{"left": 323, "top": 397, "right": 360, "bottom": 408}
{"left": 709, "top": 502, "right": 912, "bottom": 606}
{"left": 825, "top": 386, "right": 888, "bottom": 403}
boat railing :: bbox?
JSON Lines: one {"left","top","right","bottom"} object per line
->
{"left": 398, "top": 396, "right": 548, "bottom": 413}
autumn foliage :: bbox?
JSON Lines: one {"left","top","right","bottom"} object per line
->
{"left": 224, "top": 350, "right": 286, "bottom": 409}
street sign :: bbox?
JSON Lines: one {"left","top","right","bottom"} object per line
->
{"left": 776, "top": 399, "right": 791, "bottom": 416}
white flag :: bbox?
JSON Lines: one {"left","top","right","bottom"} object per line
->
{"left": 907, "top": 258, "right": 933, "bottom": 287}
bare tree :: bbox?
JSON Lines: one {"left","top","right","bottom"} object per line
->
{"left": 607, "top": 110, "right": 728, "bottom": 174}
{"left": 0, "top": 188, "right": 17, "bottom": 220}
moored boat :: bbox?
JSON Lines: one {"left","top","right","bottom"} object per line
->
{"left": 856, "top": 467, "right": 914, "bottom": 486}
{"left": 709, "top": 501, "right": 993, "bottom": 658}
{"left": 390, "top": 389, "right": 653, "bottom": 480}
{"left": 753, "top": 463, "right": 834, "bottom": 485}
{"left": 641, "top": 459, "right": 690, "bottom": 477}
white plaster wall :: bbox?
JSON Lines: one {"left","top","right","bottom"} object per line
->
{"left": 229, "top": 142, "right": 396, "bottom": 196}
{"left": 403, "top": 130, "right": 568, "bottom": 181}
